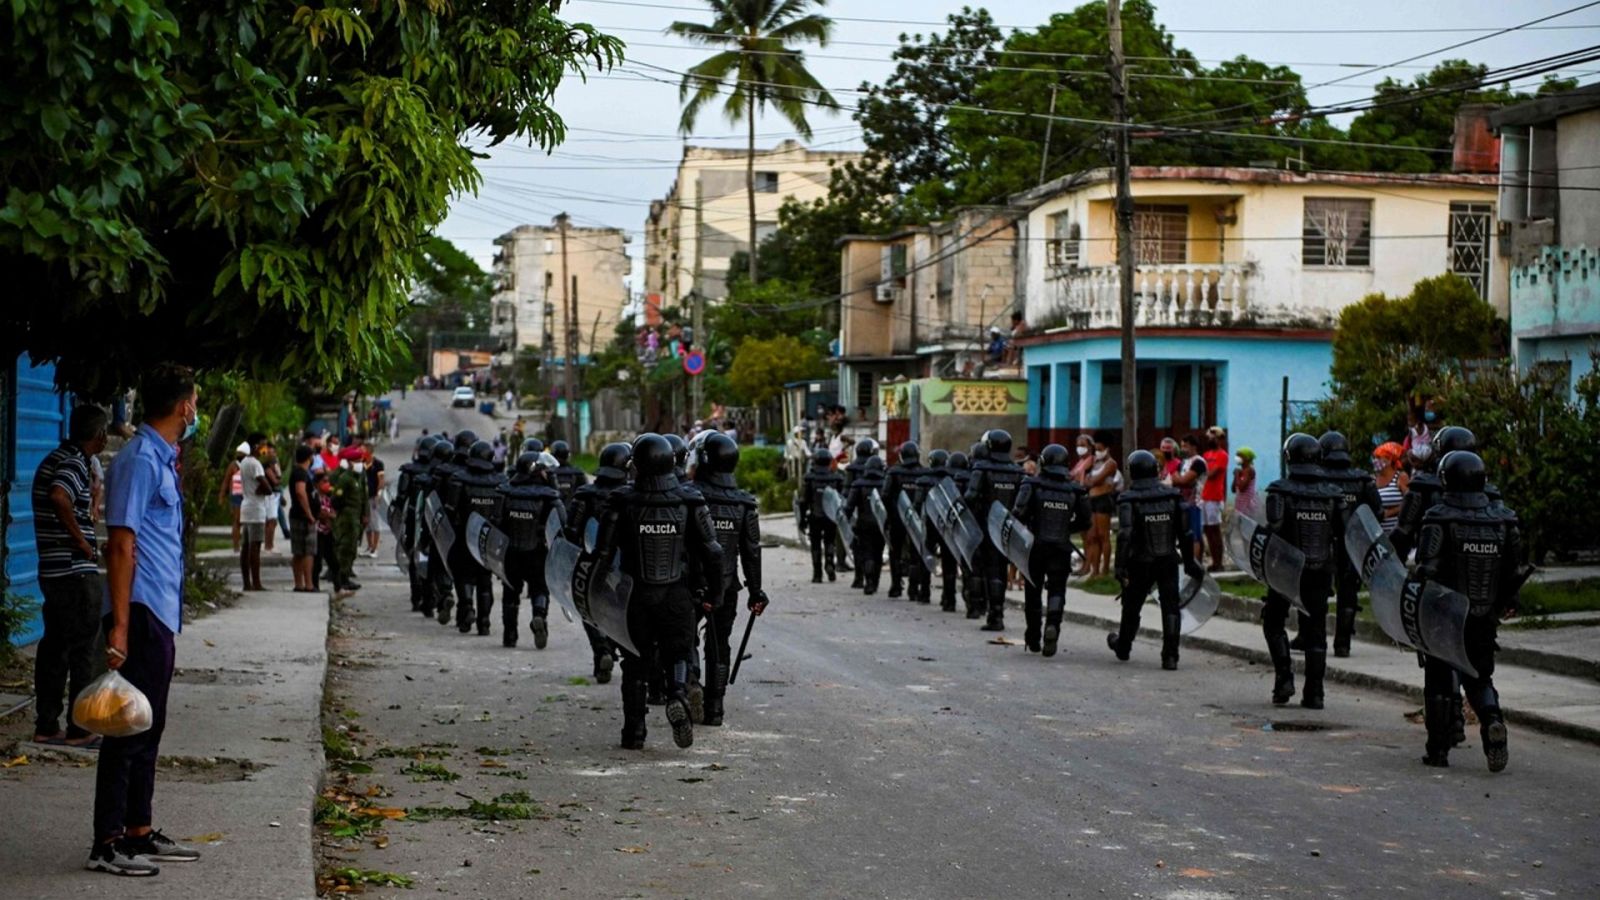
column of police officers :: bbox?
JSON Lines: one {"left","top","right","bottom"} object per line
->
{"left": 391, "top": 430, "right": 767, "bottom": 752}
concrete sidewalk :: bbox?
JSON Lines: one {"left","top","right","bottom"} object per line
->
{"left": 0, "top": 587, "right": 329, "bottom": 900}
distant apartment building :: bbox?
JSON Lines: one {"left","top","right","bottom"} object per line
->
{"left": 1490, "top": 83, "right": 1600, "bottom": 398}
{"left": 490, "top": 220, "right": 630, "bottom": 367}
{"left": 643, "top": 140, "right": 863, "bottom": 306}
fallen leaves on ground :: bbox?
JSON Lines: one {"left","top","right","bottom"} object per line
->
{"left": 2, "top": 755, "right": 28, "bottom": 768}
{"left": 1180, "top": 867, "right": 1216, "bottom": 878}
{"left": 615, "top": 845, "right": 649, "bottom": 854}
{"left": 183, "top": 832, "right": 226, "bottom": 844}
{"left": 988, "top": 636, "right": 1017, "bottom": 646}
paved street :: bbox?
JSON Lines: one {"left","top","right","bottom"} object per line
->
{"left": 310, "top": 391, "right": 1600, "bottom": 899}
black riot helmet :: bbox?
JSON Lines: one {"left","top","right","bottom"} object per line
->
{"left": 984, "top": 429, "right": 1013, "bottom": 458}
{"left": 947, "top": 451, "right": 969, "bottom": 470}
{"left": 854, "top": 438, "right": 878, "bottom": 461}
{"left": 1284, "top": 432, "right": 1321, "bottom": 467}
{"left": 632, "top": 433, "right": 675, "bottom": 478}
{"left": 429, "top": 439, "right": 452, "bottom": 464}
{"left": 811, "top": 447, "right": 833, "bottom": 469}
{"left": 550, "top": 440, "right": 571, "bottom": 463}
{"left": 1439, "top": 449, "right": 1487, "bottom": 493}
{"left": 412, "top": 436, "right": 431, "bottom": 462}
{"left": 1318, "top": 431, "right": 1352, "bottom": 467}
{"left": 664, "top": 433, "right": 689, "bottom": 471}
{"left": 865, "top": 456, "right": 887, "bottom": 473}
{"left": 700, "top": 432, "right": 740, "bottom": 475}
{"left": 597, "top": 441, "right": 632, "bottom": 479}
{"left": 454, "top": 430, "right": 479, "bottom": 452}
{"left": 469, "top": 439, "right": 495, "bottom": 463}
{"left": 1039, "top": 443, "right": 1070, "bottom": 469}
{"left": 1126, "top": 449, "right": 1159, "bottom": 481}
{"left": 969, "top": 442, "right": 988, "bottom": 463}
{"left": 927, "top": 449, "right": 949, "bottom": 469}
{"left": 898, "top": 441, "right": 921, "bottom": 465}
{"left": 526, "top": 438, "right": 544, "bottom": 454}
{"left": 1435, "top": 425, "right": 1477, "bottom": 456}
{"left": 514, "top": 451, "right": 541, "bottom": 479}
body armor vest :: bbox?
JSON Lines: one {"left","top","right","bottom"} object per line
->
{"left": 1428, "top": 495, "right": 1513, "bottom": 617}
{"left": 457, "top": 470, "right": 506, "bottom": 526}
{"left": 1029, "top": 477, "right": 1085, "bottom": 545}
{"left": 1123, "top": 482, "right": 1181, "bottom": 562}
{"left": 1323, "top": 465, "right": 1379, "bottom": 515}
{"left": 627, "top": 491, "right": 691, "bottom": 585}
{"left": 848, "top": 474, "right": 886, "bottom": 533}
{"left": 697, "top": 481, "right": 749, "bottom": 585}
{"left": 844, "top": 460, "right": 866, "bottom": 489}
{"left": 1271, "top": 475, "right": 1339, "bottom": 569}
{"left": 553, "top": 466, "right": 585, "bottom": 506}
{"left": 885, "top": 464, "right": 922, "bottom": 520}
{"left": 435, "top": 462, "right": 466, "bottom": 513}
{"left": 496, "top": 483, "right": 557, "bottom": 551}
{"left": 973, "top": 461, "right": 1024, "bottom": 514}
{"left": 804, "top": 470, "right": 843, "bottom": 517}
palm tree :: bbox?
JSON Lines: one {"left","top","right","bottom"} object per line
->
{"left": 669, "top": 0, "right": 839, "bottom": 285}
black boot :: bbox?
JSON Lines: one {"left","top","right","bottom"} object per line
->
{"left": 1108, "top": 598, "right": 1139, "bottom": 661}
{"left": 980, "top": 589, "right": 1005, "bottom": 631}
{"left": 593, "top": 649, "right": 614, "bottom": 685}
{"left": 476, "top": 590, "right": 493, "bottom": 637}
{"left": 1422, "top": 695, "right": 1454, "bottom": 767}
{"left": 1106, "top": 631, "right": 1130, "bottom": 661}
{"left": 1300, "top": 649, "right": 1326, "bottom": 710}
{"left": 1333, "top": 606, "right": 1358, "bottom": 658}
{"left": 1042, "top": 595, "right": 1064, "bottom": 658}
{"left": 702, "top": 664, "right": 727, "bottom": 727}
{"left": 456, "top": 586, "right": 474, "bottom": 633}
{"left": 1023, "top": 596, "right": 1042, "bottom": 653}
{"left": 1161, "top": 614, "right": 1182, "bottom": 671}
{"left": 620, "top": 677, "right": 648, "bottom": 750}
{"left": 502, "top": 590, "right": 520, "bottom": 648}
{"left": 1450, "top": 692, "right": 1467, "bottom": 746}
{"left": 1481, "top": 708, "right": 1508, "bottom": 773}
{"left": 436, "top": 596, "right": 452, "bottom": 626}
{"left": 1266, "top": 628, "right": 1296, "bottom": 705}
{"left": 825, "top": 548, "right": 837, "bottom": 583}
{"left": 665, "top": 661, "right": 694, "bottom": 748}
{"left": 940, "top": 580, "right": 957, "bottom": 612}
{"left": 888, "top": 559, "right": 903, "bottom": 598}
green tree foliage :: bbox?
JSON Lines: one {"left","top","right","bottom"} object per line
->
{"left": 669, "top": 0, "right": 839, "bottom": 283}
{"left": 728, "top": 335, "right": 829, "bottom": 405}
{"left": 399, "top": 236, "right": 496, "bottom": 380}
{"left": 2, "top": 0, "right": 621, "bottom": 395}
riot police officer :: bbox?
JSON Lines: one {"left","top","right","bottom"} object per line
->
{"left": 800, "top": 447, "right": 844, "bottom": 583}
{"left": 591, "top": 434, "right": 724, "bottom": 750}
{"left": 916, "top": 450, "right": 960, "bottom": 610}
{"left": 664, "top": 432, "right": 690, "bottom": 479}
{"left": 416, "top": 438, "right": 453, "bottom": 618}
{"left": 1015, "top": 444, "right": 1090, "bottom": 656}
{"left": 844, "top": 439, "right": 878, "bottom": 587}
{"left": 1415, "top": 450, "right": 1523, "bottom": 771}
{"left": 882, "top": 442, "right": 924, "bottom": 598}
{"left": 565, "top": 442, "right": 634, "bottom": 683}
{"left": 453, "top": 440, "right": 507, "bottom": 635}
{"left": 948, "top": 449, "right": 979, "bottom": 617}
{"left": 965, "top": 430, "right": 1024, "bottom": 632}
{"left": 1108, "top": 450, "right": 1201, "bottom": 668}
{"left": 430, "top": 431, "right": 477, "bottom": 626}
{"left": 1318, "top": 431, "right": 1382, "bottom": 657}
{"left": 843, "top": 456, "right": 888, "bottom": 594}
{"left": 1261, "top": 433, "right": 1345, "bottom": 709}
{"left": 395, "top": 437, "right": 435, "bottom": 611}
{"left": 691, "top": 433, "right": 767, "bottom": 727}
{"left": 549, "top": 439, "right": 589, "bottom": 510}
{"left": 494, "top": 451, "right": 564, "bottom": 649}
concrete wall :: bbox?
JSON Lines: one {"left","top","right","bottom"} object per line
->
{"left": 908, "top": 378, "right": 1028, "bottom": 455}
{"left": 494, "top": 224, "right": 630, "bottom": 358}
{"left": 1558, "top": 109, "right": 1600, "bottom": 248}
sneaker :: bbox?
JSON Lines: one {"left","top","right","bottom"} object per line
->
{"left": 85, "top": 841, "right": 160, "bottom": 877}
{"left": 121, "top": 830, "right": 201, "bottom": 862}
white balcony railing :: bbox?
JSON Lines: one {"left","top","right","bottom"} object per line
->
{"left": 1044, "top": 262, "right": 1257, "bottom": 329}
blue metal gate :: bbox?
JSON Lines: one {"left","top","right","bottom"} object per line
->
{"left": 4, "top": 352, "right": 70, "bottom": 646}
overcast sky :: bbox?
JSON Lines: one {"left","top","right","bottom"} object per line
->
{"left": 437, "top": 0, "right": 1600, "bottom": 291}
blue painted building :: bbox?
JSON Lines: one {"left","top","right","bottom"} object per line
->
{"left": 3, "top": 352, "right": 71, "bottom": 646}
{"left": 1019, "top": 329, "right": 1332, "bottom": 486}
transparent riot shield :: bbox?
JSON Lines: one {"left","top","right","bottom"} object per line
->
{"left": 926, "top": 478, "right": 984, "bottom": 571}
{"left": 868, "top": 489, "right": 889, "bottom": 536}
{"left": 423, "top": 492, "right": 456, "bottom": 580}
{"left": 985, "top": 502, "right": 1036, "bottom": 585}
{"left": 1175, "top": 570, "right": 1221, "bottom": 635}
{"left": 822, "top": 487, "right": 853, "bottom": 548}
{"left": 571, "top": 549, "right": 637, "bottom": 657}
{"left": 1225, "top": 512, "right": 1307, "bottom": 614}
{"left": 383, "top": 496, "right": 410, "bottom": 569}
{"left": 543, "top": 512, "right": 580, "bottom": 623}
{"left": 896, "top": 491, "right": 938, "bottom": 574}
{"left": 793, "top": 493, "right": 804, "bottom": 538}
{"left": 464, "top": 512, "right": 511, "bottom": 583}
{"left": 1343, "top": 506, "right": 1477, "bottom": 677}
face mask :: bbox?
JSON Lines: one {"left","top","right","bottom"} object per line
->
{"left": 181, "top": 401, "right": 199, "bottom": 441}
{"left": 1236, "top": 457, "right": 1246, "bottom": 466}
{"left": 1076, "top": 446, "right": 1089, "bottom": 456}
{"left": 1095, "top": 449, "right": 1108, "bottom": 460}
{"left": 1424, "top": 410, "right": 1437, "bottom": 423}
{"left": 328, "top": 443, "right": 341, "bottom": 454}
{"left": 1371, "top": 458, "right": 1385, "bottom": 470}
{"left": 353, "top": 463, "right": 365, "bottom": 473}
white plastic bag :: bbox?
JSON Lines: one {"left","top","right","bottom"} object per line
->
{"left": 72, "top": 670, "right": 153, "bottom": 737}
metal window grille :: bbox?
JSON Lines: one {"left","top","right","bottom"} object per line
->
{"left": 1448, "top": 201, "right": 1494, "bottom": 299}
{"left": 1133, "top": 204, "right": 1187, "bottom": 265}
{"left": 1302, "top": 198, "right": 1372, "bottom": 267}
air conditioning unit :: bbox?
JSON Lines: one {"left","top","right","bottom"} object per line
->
{"left": 874, "top": 283, "right": 901, "bottom": 303}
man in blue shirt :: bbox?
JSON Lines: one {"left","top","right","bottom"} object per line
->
{"left": 88, "top": 364, "right": 203, "bottom": 877}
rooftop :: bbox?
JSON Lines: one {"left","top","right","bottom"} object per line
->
{"left": 1489, "top": 82, "right": 1600, "bottom": 130}
{"left": 1010, "top": 165, "right": 1498, "bottom": 209}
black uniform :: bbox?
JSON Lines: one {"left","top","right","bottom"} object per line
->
{"left": 1261, "top": 456, "right": 1345, "bottom": 708}
{"left": 1319, "top": 460, "right": 1381, "bottom": 656}
{"left": 493, "top": 473, "right": 563, "bottom": 648}
{"left": 452, "top": 458, "right": 507, "bottom": 635}
{"left": 429, "top": 455, "right": 469, "bottom": 626}
{"left": 693, "top": 460, "right": 763, "bottom": 726}
{"left": 1109, "top": 470, "right": 1196, "bottom": 666}
{"left": 801, "top": 457, "right": 844, "bottom": 582}
{"left": 566, "top": 468, "right": 630, "bottom": 680}
{"left": 843, "top": 463, "right": 887, "bottom": 594}
{"left": 1415, "top": 464, "right": 1522, "bottom": 771}
{"left": 591, "top": 448, "right": 724, "bottom": 750}
{"left": 916, "top": 459, "right": 959, "bottom": 610}
{"left": 1015, "top": 464, "right": 1090, "bottom": 657}
{"left": 948, "top": 452, "right": 980, "bottom": 616}
{"left": 552, "top": 463, "right": 589, "bottom": 510}
{"left": 964, "top": 445, "right": 1023, "bottom": 630}
{"left": 395, "top": 457, "right": 427, "bottom": 611}
{"left": 882, "top": 455, "right": 923, "bottom": 598}
{"left": 843, "top": 454, "right": 870, "bottom": 586}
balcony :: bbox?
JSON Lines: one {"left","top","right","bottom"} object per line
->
{"left": 1038, "top": 262, "right": 1260, "bottom": 330}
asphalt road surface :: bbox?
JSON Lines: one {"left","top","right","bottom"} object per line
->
{"left": 325, "top": 390, "right": 1599, "bottom": 899}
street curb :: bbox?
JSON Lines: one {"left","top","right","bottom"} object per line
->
{"left": 1043, "top": 599, "right": 1600, "bottom": 747}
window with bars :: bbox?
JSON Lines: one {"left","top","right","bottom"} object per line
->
{"left": 754, "top": 171, "right": 779, "bottom": 193}
{"left": 1303, "top": 198, "right": 1372, "bottom": 267}
{"left": 1449, "top": 201, "right": 1494, "bottom": 299}
{"left": 1133, "top": 204, "right": 1188, "bottom": 265}
{"left": 1047, "top": 211, "right": 1081, "bottom": 269}
{"left": 856, "top": 371, "right": 876, "bottom": 412}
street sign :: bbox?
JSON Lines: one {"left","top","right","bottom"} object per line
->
{"left": 683, "top": 350, "right": 706, "bottom": 376}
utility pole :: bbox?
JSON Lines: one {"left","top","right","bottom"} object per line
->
{"left": 689, "top": 192, "right": 705, "bottom": 424}
{"left": 1109, "top": 0, "right": 1138, "bottom": 458}
{"left": 557, "top": 212, "right": 577, "bottom": 448}
{"left": 1038, "top": 84, "right": 1059, "bottom": 186}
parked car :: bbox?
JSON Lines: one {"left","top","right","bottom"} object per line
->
{"left": 451, "top": 386, "right": 476, "bottom": 408}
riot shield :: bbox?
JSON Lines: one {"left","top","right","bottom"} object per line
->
{"left": 896, "top": 492, "right": 938, "bottom": 574}
{"left": 423, "top": 492, "right": 455, "bottom": 579}
{"left": 1344, "top": 506, "right": 1477, "bottom": 677}
{"left": 793, "top": 493, "right": 804, "bottom": 538}
{"left": 985, "top": 502, "right": 1036, "bottom": 585}
{"left": 583, "top": 517, "right": 599, "bottom": 554}
{"left": 571, "top": 549, "right": 638, "bottom": 657}
{"left": 823, "top": 487, "right": 854, "bottom": 548}
{"left": 925, "top": 478, "right": 983, "bottom": 571}
{"left": 383, "top": 496, "right": 410, "bottom": 569}
{"left": 465, "top": 512, "right": 511, "bottom": 583}
{"left": 1175, "top": 570, "right": 1221, "bottom": 635}
{"left": 1225, "top": 512, "right": 1307, "bottom": 614}
{"left": 543, "top": 512, "right": 580, "bottom": 623}
{"left": 868, "top": 489, "right": 888, "bottom": 536}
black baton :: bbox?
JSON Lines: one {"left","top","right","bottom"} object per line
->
{"left": 728, "top": 609, "right": 758, "bottom": 685}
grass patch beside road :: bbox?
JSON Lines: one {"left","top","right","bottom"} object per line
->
{"left": 1518, "top": 578, "right": 1600, "bottom": 616}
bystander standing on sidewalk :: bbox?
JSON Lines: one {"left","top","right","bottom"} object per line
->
{"left": 31, "top": 404, "right": 109, "bottom": 750}
{"left": 218, "top": 443, "right": 244, "bottom": 553}
{"left": 289, "top": 445, "right": 317, "bottom": 592}
{"left": 1232, "top": 447, "right": 1258, "bottom": 518}
{"left": 89, "top": 363, "right": 204, "bottom": 877}
{"left": 237, "top": 437, "right": 268, "bottom": 591}
{"left": 363, "top": 445, "right": 385, "bottom": 558}
{"left": 1201, "top": 427, "right": 1230, "bottom": 571}
{"left": 260, "top": 439, "right": 283, "bottom": 554}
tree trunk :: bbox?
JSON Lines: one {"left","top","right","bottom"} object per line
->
{"left": 747, "top": 90, "right": 758, "bottom": 285}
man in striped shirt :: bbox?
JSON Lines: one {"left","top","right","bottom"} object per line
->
{"left": 31, "top": 404, "right": 109, "bottom": 748}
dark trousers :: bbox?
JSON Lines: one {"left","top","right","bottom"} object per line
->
{"left": 34, "top": 573, "right": 105, "bottom": 738}
{"left": 500, "top": 548, "right": 547, "bottom": 634}
{"left": 1024, "top": 542, "right": 1072, "bottom": 631}
{"left": 808, "top": 516, "right": 837, "bottom": 577}
{"left": 315, "top": 531, "right": 348, "bottom": 591}
{"left": 1264, "top": 569, "right": 1333, "bottom": 650}
{"left": 620, "top": 583, "right": 696, "bottom": 714}
{"left": 1424, "top": 617, "right": 1500, "bottom": 725}
{"left": 858, "top": 527, "right": 886, "bottom": 591}
{"left": 93, "top": 605, "right": 175, "bottom": 843}
{"left": 975, "top": 545, "right": 1008, "bottom": 621}
{"left": 1114, "top": 559, "right": 1179, "bottom": 649}
{"left": 453, "top": 557, "right": 494, "bottom": 632}
{"left": 702, "top": 585, "right": 740, "bottom": 699}
{"left": 887, "top": 522, "right": 906, "bottom": 588}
